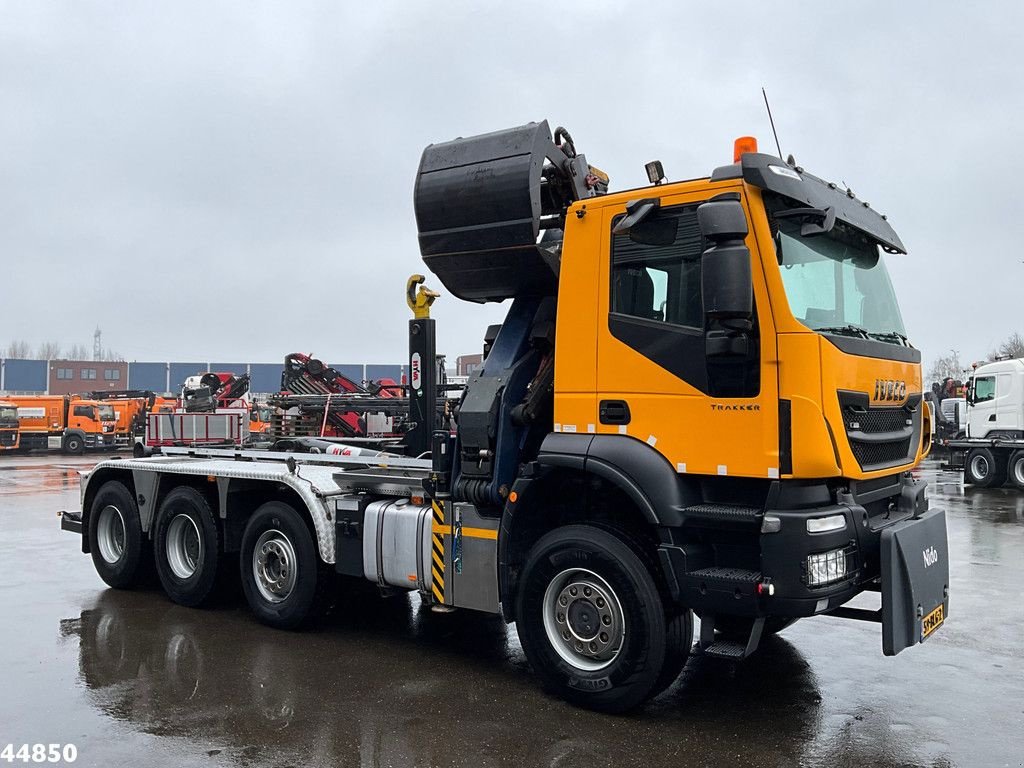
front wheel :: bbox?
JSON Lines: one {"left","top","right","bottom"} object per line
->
{"left": 515, "top": 525, "right": 669, "bottom": 713}
{"left": 239, "top": 501, "right": 330, "bottom": 629}
{"left": 63, "top": 434, "right": 85, "bottom": 455}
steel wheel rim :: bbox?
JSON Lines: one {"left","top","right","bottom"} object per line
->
{"left": 166, "top": 514, "right": 202, "bottom": 579}
{"left": 96, "top": 504, "right": 126, "bottom": 564}
{"left": 1014, "top": 457, "right": 1024, "bottom": 485}
{"left": 970, "top": 454, "right": 989, "bottom": 479}
{"left": 253, "top": 529, "right": 298, "bottom": 604}
{"left": 542, "top": 567, "right": 625, "bottom": 672}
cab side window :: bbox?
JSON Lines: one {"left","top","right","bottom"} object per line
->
{"left": 73, "top": 405, "right": 93, "bottom": 419}
{"left": 611, "top": 205, "right": 703, "bottom": 329}
{"left": 973, "top": 376, "right": 995, "bottom": 402}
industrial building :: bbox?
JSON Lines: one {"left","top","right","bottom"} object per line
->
{"left": 0, "top": 358, "right": 406, "bottom": 396}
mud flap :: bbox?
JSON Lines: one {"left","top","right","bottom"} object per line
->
{"left": 881, "top": 507, "right": 949, "bottom": 655}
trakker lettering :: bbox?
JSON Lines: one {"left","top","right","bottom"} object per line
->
{"left": 710, "top": 404, "right": 761, "bottom": 412}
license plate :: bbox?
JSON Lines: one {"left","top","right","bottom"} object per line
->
{"left": 921, "top": 604, "right": 944, "bottom": 640}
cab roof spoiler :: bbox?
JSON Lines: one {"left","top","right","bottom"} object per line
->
{"left": 711, "top": 152, "right": 906, "bottom": 254}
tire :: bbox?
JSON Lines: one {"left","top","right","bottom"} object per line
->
{"left": 651, "top": 610, "right": 694, "bottom": 698}
{"left": 714, "top": 615, "right": 798, "bottom": 640}
{"left": 964, "top": 447, "right": 1006, "bottom": 488}
{"left": 515, "top": 524, "right": 669, "bottom": 713}
{"left": 64, "top": 433, "right": 85, "bottom": 455}
{"left": 88, "top": 481, "right": 146, "bottom": 589}
{"left": 153, "top": 486, "right": 221, "bottom": 607}
{"left": 1009, "top": 450, "right": 1024, "bottom": 491}
{"left": 239, "top": 501, "right": 330, "bottom": 629}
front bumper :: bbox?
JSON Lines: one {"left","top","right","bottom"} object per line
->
{"left": 85, "top": 433, "right": 117, "bottom": 449}
{"left": 661, "top": 473, "right": 949, "bottom": 655}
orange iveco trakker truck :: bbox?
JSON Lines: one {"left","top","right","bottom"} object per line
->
{"left": 62, "top": 120, "right": 949, "bottom": 713}
{"left": 11, "top": 395, "right": 117, "bottom": 454}
{"left": 0, "top": 400, "right": 19, "bottom": 452}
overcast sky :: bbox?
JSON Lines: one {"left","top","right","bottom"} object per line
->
{"left": 1, "top": 2, "right": 1020, "bottom": 374}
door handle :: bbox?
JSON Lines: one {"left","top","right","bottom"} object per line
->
{"left": 599, "top": 399, "right": 631, "bottom": 425}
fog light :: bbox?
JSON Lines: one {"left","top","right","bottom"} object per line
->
{"left": 806, "top": 548, "right": 848, "bottom": 586}
{"left": 806, "top": 514, "right": 846, "bottom": 534}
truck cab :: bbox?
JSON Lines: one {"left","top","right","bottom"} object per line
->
{"left": 0, "top": 400, "right": 19, "bottom": 451}
{"left": 69, "top": 399, "right": 118, "bottom": 451}
{"left": 965, "top": 358, "right": 1024, "bottom": 439}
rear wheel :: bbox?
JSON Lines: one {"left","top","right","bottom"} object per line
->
{"left": 88, "top": 481, "right": 146, "bottom": 588}
{"left": 515, "top": 525, "right": 668, "bottom": 713}
{"left": 1009, "top": 450, "right": 1024, "bottom": 491}
{"left": 965, "top": 447, "right": 1006, "bottom": 488}
{"left": 240, "top": 501, "right": 330, "bottom": 629}
{"left": 154, "top": 486, "right": 221, "bottom": 607}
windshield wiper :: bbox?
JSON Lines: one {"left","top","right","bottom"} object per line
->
{"left": 815, "top": 324, "right": 871, "bottom": 339}
{"left": 867, "top": 330, "right": 910, "bottom": 346}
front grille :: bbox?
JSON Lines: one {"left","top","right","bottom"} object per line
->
{"left": 838, "top": 391, "right": 922, "bottom": 471}
{"left": 850, "top": 438, "right": 911, "bottom": 468}
{"left": 849, "top": 408, "right": 912, "bottom": 434}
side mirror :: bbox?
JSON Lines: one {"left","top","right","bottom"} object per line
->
{"left": 613, "top": 198, "right": 677, "bottom": 246}
{"left": 698, "top": 198, "right": 753, "bottom": 324}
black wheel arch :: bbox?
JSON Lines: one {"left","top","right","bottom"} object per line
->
{"left": 536, "top": 433, "right": 696, "bottom": 526}
{"left": 497, "top": 433, "right": 699, "bottom": 621}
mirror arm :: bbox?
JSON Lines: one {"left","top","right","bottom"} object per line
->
{"left": 612, "top": 197, "right": 660, "bottom": 234}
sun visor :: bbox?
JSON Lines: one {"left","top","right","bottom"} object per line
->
{"left": 713, "top": 153, "right": 906, "bottom": 254}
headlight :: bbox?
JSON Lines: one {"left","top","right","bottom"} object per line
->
{"left": 806, "top": 548, "right": 849, "bottom": 587}
{"left": 806, "top": 513, "right": 846, "bottom": 533}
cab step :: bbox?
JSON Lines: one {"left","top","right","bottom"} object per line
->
{"left": 696, "top": 615, "right": 766, "bottom": 660}
{"left": 688, "top": 567, "right": 762, "bottom": 584}
{"left": 680, "top": 503, "right": 762, "bottom": 527}
{"left": 700, "top": 640, "right": 747, "bottom": 660}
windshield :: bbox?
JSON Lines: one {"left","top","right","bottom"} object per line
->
{"left": 98, "top": 405, "right": 116, "bottom": 421}
{"left": 0, "top": 406, "right": 16, "bottom": 422}
{"left": 775, "top": 219, "right": 906, "bottom": 342}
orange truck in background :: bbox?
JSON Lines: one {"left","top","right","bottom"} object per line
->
{"left": 86, "top": 391, "right": 177, "bottom": 447}
{"left": 0, "top": 399, "right": 19, "bottom": 452}
{"left": 9, "top": 395, "right": 117, "bottom": 454}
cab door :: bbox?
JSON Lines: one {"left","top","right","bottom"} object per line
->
{"left": 968, "top": 375, "right": 996, "bottom": 437}
{"left": 594, "top": 189, "right": 780, "bottom": 480}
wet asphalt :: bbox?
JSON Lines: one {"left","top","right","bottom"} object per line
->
{"left": 0, "top": 453, "right": 1021, "bottom": 768}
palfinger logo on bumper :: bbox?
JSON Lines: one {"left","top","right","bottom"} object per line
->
{"left": 873, "top": 379, "right": 907, "bottom": 403}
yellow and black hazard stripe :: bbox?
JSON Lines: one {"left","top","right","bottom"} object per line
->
{"left": 430, "top": 499, "right": 446, "bottom": 605}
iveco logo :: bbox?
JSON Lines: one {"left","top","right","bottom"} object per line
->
{"left": 874, "top": 379, "right": 907, "bottom": 402}
{"left": 923, "top": 546, "right": 938, "bottom": 568}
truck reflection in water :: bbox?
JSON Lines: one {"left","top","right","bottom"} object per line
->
{"left": 59, "top": 588, "right": 837, "bottom": 767}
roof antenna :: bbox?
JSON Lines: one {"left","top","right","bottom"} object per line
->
{"left": 761, "top": 87, "right": 784, "bottom": 160}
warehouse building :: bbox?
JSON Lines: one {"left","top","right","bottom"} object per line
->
{"left": 0, "top": 359, "right": 407, "bottom": 396}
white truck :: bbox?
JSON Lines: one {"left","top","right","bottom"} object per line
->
{"left": 947, "top": 357, "right": 1024, "bottom": 489}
